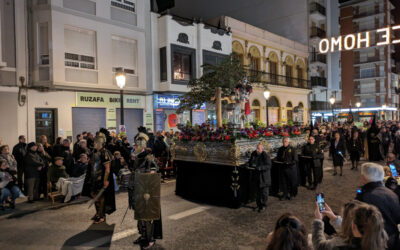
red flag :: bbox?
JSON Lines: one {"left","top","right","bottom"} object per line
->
{"left": 245, "top": 100, "right": 251, "bottom": 115}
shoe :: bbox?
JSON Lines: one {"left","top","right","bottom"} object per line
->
{"left": 308, "top": 185, "right": 315, "bottom": 190}
{"left": 258, "top": 207, "right": 266, "bottom": 213}
{"left": 10, "top": 202, "right": 15, "bottom": 209}
{"left": 351, "top": 167, "right": 355, "bottom": 170}
{"left": 285, "top": 196, "right": 291, "bottom": 200}
{"left": 340, "top": 173, "right": 343, "bottom": 176}
{"left": 333, "top": 172, "right": 337, "bottom": 176}
{"left": 91, "top": 215, "right": 98, "bottom": 221}
{"left": 133, "top": 236, "right": 144, "bottom": 245}
{"left": 310, "top": 186, "right": 316, "bottom": 190}
{"left": 142, "top": 241, "right": 155, "bottom": 249}
{"left": 93, "top": 217, "right": 105, "bottom": 224}
{"left": 27, "top": 200, "right": 34, "bottom": 204}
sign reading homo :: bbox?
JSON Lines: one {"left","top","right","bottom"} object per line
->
{"left": 319, "top": 25, "right": 400, "bottom": 53}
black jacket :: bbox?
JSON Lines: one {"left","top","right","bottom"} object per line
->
{"left": 330, "top": 139, "right": 346, "bottom": 166}
{"left": 356, "top": 181, "right": 400, "bottom": 239}
{"left": 12, "top": 142, "right": 26, "bottom": 167}
{"left": 249, "top": 151, "right": 271, "bottom": 187}
{"left": 23, "top": 150, "right": 44, "bottom": 179}
{"left": 276, "top": 145, "right": 298, "bottom": 166}
{"left": 302, "top": 143, "right": 324, "bottom": 168}
{"left": 71, "top": 161, "right": 87, "bottom": 178}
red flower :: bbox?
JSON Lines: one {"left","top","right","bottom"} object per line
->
{"left": 211, "top": 136, "right": 216, "bottom": 141}
{"left": 225, "top": 135, "right": 230, "bottom": 141}
{"left": 179, "top": 135, "right": 184, "bottom": 140}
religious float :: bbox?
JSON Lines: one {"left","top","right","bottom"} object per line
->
{"left": 172, "top": 55, "right": 308, "bottom": 208}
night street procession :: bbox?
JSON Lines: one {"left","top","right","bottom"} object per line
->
{"left": 1, "top": 0, "right": 400, "bottom": 249}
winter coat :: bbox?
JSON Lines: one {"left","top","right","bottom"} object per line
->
{"left": 23, "top": 150, "right": 44, "bottom": 179}
{"left": 330, "top": 139, "right": 346, "bottom": 167}
{"left": 249, "top": 151, "right": 271, "bottom": 188}
{"left": 302, "top": 143, "right": 324, "bottom": 168}
{"left": 12, "top": 142, "right": 26, "bottom": 167}
{"left": 0, "top": 153, "right": 18, "bottom": 173}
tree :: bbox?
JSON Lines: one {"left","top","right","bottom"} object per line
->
{"left": 177, "top": 53, "right": 247, "bottom": 115}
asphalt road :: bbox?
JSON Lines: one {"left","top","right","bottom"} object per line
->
{"left": 0, "top": 155, "right": 364, "bottom": 250}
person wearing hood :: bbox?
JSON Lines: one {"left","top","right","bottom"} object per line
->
{"left": 23, "top": 142, "right": 44, "bottom": 203}
{"left": 367, "top": 117, "right": 383, "bottom": 161}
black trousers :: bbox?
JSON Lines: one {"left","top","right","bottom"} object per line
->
{"left": 280, "top": 165, "right": 298, "bottom": 198}
{"left": 17, "top": 165, "right": 24, "bottom": 191}
{"left": 305, "top": 161, "right": 314, "bottom": 186}
{"left": 138, "top": 220, "right": 155, "bottom": 245}
{"left": 256, "top": 186, "right": 269, "bottom": 208}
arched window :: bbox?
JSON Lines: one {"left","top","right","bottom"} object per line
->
{"left": 249, "top": 46, "right": 261, "bottom": 71}
{"left": 286, "top": 101, "right": 293, "bottom": 107}
{"left": 251, "top": 99, "right": 261, "bottom": 121}
{"left": 232, "top": 40, "right": 244, "bottom": 65}
{"left": 267, "top": 96, "right": 280, "bottom": 125}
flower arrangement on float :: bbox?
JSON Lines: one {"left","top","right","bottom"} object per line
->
{"left": 177, "top": 122, "right": 304, "bottom": 142}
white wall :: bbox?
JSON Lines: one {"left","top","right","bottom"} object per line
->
{"left": 0, "top": 91, "right": 19, "bottom": 145}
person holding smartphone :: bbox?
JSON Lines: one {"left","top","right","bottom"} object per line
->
{"left": 329, "top": 132, "right": 346, "bottom": 176}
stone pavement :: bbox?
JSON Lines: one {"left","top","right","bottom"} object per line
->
{"left": 0, "top": 154, "right": 372, "bottom": 250}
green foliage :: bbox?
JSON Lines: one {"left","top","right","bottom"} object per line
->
{"left": 276, "top": 122, "right": 282, "bottom": 127}
{"left": 177, "top": 54, "right": 246, "bottom": 113}
{"left": 222, "top": 118, "right": 227, "bottom": 125}
{"left": 252, "top": 119, "right": 266, "bottom": 129}
{"left": 287, "top": 120, "right": 294, "bottom": 126}
{"left": 186, "top": 120, "right": 192, "bottom": 127}
{"left": 244, "top": 122, "right": 250, "bottom": 129}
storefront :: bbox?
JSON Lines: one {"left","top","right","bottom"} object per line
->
{"left": 75, "top": 92, "right": 146, "bottom": 143}
{"left": 153, "top": 94, "right": 206, "bottom": 132}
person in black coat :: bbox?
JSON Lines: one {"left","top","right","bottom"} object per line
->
{"left": 329, "top": 132, "right": 346, "bottom": 176}
{"left": 380, "top": 126, "right": 391, "bottom": 159}
{"left": 23, "top": 142, "right": 44, "bottom": 203}
{"left": 71, "top": 153, "right": 88, "bottom": 178}
{"left": 275, "top": 137, "right": 298, "bottom": 200}
{"left": 356, "top": 163, "right": 400, "bottom": 250}
{"left": 12, "top": 135, "right": 27, "bottom": 191}
{"left": 348, "top": 130, "right": 364, "bottom": 170}
{"left": 302, "top": 136, "right": 324, "bottom": 190}
{"left": 249, "top": 143, "right": 271, "bottom": 212}
{"left": 367, "top": 118, "right": 383, "bottom": 161}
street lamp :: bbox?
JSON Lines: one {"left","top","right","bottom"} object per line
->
{"left": 264, "top": 87, "right": 271, "bottom": 126}
{"left": 329, "top": 95, "right": 336, "bottom": 122}
{"left": 116, "top": 68, "right": 126, "bottom": 126}
{"left": 382, "top": 104, "right": 387, "bottom": 120}
{"left": 356, "top": 102, "right": 361, "bottom": 122}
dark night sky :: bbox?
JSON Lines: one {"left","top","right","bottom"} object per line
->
{"left": 168, "top": 0, "right": 309, "bottom": 44}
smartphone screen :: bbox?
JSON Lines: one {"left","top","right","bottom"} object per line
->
{"left": 316, "top": 193, "right": 325, "bottom": 212}
{"left": 389, "top": 164, "right": 398, "bottom": 178}
{"left": 356, "top": 188, "right": 362, "bottom": 194}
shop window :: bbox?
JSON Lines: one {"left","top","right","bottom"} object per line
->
{"left": 35, "top": 109, "right": 56, "bottom": 144}
{"left": 171, "top": 44, "right": 196, "bottom": 84}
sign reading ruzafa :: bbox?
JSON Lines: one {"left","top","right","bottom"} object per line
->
{"left": 319, "top": 25, "right": 400, "bottom": 53}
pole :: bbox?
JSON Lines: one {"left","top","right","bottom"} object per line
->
{"left": 120, "top": 89, "right": 124, "bottom": 125}
{"left": 266, "top": 100, "right": 269, "bottom": 126}
{"left": 216, "top": 87, "right": 222, "bottom": 127}
{"left": 331, "top": 105, "right": 334, "bottom": 122}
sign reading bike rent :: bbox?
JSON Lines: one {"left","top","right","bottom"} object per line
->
{"left": 319, "top": 25, "right": 400, "bottom": 54}
{"left": 76, "top": 92, "right": 144, "bottom": 108}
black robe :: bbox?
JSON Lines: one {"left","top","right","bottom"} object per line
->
{"left": 330, "top": 139, "right": 346, "bottom": 167}
{"left": 348, "top": 137, "right": 364, "bottom": 162}
{"left": 367, "top": 126, "right": 383, "bottom": 161}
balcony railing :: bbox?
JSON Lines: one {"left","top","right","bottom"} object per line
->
{"left": 354, "top": 7, "right": 383, "bottom": 19}
{"left": 310, "top": 27, "right": 326, "bottom": 38}
{"left": 354, "top": 56, "right": 384, "bottom": 64}
{"left": 311, "top": 101, "right": 329, "bottom": 111}
{"left": 247, "top": 69, "right": 311, "bottom": 89}
{"left": 310, "top": 54, "right": 326, "bottom": 64}
{"left": 310, "top": 2, "right": 326, "bottom": 16}
{"left": 311, "top": 76, "right": 327, "bottom": 87}
{"left": 355, "top": 72, "right": 385, "bottom": 79}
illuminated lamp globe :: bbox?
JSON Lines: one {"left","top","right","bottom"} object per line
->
{"left": 263, "top": 87, "right": 271, "bottom": 100}
{"left": 116, "top": 71, "right": 126, "bottom": 89}
{"left": 329, "top": 96, "right": 336, "bottom": 105}
{"left": 356, "top": 102, "right": 361, "bottom": 108}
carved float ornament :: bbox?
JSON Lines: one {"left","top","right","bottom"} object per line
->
{"left": 177, "top": 33, "right": 189, "bottom": 44}
{"left": 194, "top": 142, "right": 207, "bottom": 161}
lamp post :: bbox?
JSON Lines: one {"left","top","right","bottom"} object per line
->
{"left": 115, "top": 68, "right": 126, "bottom": 126}
{"left": 329, "top": 95, "right": 336, "bottom": 122}
{"left": 382, "top": 104, "right": 387, "bottom": 120}
{"left": 264, "top": 87, "right": 271, "bottom": 126}
{"left": 356, "top": 102, "right": 361, "bottom": 122}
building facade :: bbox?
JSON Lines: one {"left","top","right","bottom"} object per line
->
{"left": 309, "top": 0, "right": 342, "bottom": 123}
{"left": 220, "top": 16, "right": 311, "bottom": 125}
{"left": 0, "top": 0, "right": 153, "bottom": 144}
{"left": 338, "top": 0, "right": 399, "bottom": 121}
{"left": 150, "top": 13, "right": 232, "bottom": 131}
